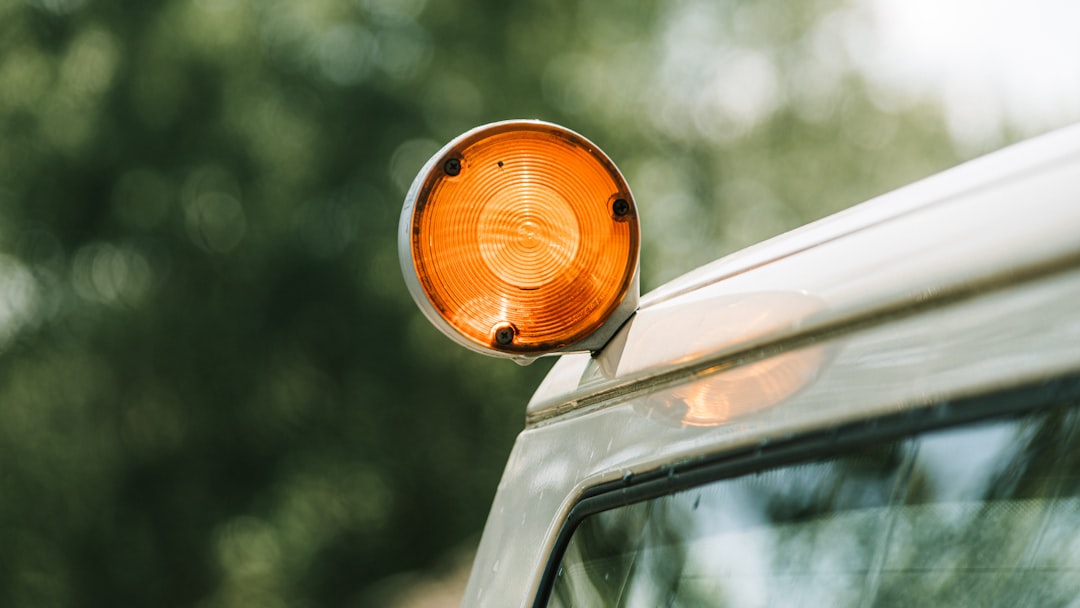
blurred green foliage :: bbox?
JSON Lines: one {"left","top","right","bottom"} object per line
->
{"left": 0, "top": 0, "right": 976, "bottom": 606}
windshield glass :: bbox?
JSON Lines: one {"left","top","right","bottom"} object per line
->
{"left": 546, "top": 403, "right": 1080, "bottom": 607}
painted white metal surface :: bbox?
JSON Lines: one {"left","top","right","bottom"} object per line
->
{"left": 462, "top": 124, "right": 1080, "bottom": 607}
{"left": 527, "top": 123, "right": 1080, "bottom": 420}
{"left": 641, "top": 123, "right": 1080, "bottom": 307}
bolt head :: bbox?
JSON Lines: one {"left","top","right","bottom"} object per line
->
{"left": 612, "top": 198, "right": 630, "bottom": 217}
{"left": 491, "top": 322, "right": 516, "bottom": 347}
{"left": 443, "top": 158, "right": 462, "bottom": 176}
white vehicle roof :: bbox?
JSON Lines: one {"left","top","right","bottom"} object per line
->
{"left": 465, "top": 123, "right": 1080, "bottom": 607}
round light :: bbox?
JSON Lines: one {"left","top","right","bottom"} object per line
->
{"left": 399, "top": 120, "right": 640, "bottom": 359}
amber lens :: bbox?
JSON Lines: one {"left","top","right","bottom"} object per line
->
{"left": 410, "top": 122, "right": 638, "bottom": 353}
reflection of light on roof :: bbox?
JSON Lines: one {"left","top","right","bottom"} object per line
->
{"left": 855, "top": 0, "right": 1080, "bottom": 151}
{"left": 644, "top": 346, "right": 826, "bottom": 427}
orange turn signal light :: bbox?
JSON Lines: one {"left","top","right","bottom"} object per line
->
{"left": 399, "top": 121, "right": 640, "bottom": 360}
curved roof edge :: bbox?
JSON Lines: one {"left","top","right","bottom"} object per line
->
{"left": 526, "top": 123, "right": 1080, "bottom": 423}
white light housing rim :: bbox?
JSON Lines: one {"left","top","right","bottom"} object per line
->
{"left": 397, "top": 119, "right": 641, "bottom": 362}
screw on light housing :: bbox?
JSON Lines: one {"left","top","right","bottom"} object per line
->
{"left": 492, "top": 322, "right": 516, "bottom": 347}
{"left": 612, "top": 198, "right": 630, "bottom": 219}
{"left": 443, "top": 158, "right": 461, "bottom": 176}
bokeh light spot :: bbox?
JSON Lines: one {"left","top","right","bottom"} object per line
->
{"left": 0, "top": 254, "right": 39, "bottom": 349}
{"left": 317, "top": 24, "right": 376, "bottom": 86}
{"left": 71, "top": 243, "right": 153, "bottom": 308}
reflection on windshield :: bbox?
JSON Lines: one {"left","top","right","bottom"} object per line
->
{"left": 547, "top": 403, "right": 1080, "bottom": 607}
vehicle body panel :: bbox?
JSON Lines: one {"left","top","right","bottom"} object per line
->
{"left": 462, "top": 125, "right": 1080, "bottom": 607}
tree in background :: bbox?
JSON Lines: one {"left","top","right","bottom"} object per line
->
{"left": 0, "top": 0, "right": 1052, "bottom": 605}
